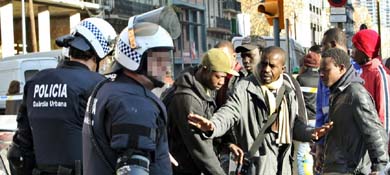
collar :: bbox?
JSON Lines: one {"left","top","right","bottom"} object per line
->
{"left": 330, "top": 65, "right": 363, "bottom": 93}
{"left": 261, "top": 74, "right": 284, "bottom": 90}
{"left": 305, "top": 67, "right": 319, "bottom": 72}
{"left": 361, "top": 58, "right": 381, "bottom": 69}
{"left": 58, "top": 60, "right": 90, "bottom": 70}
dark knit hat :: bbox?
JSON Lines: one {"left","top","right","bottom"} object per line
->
{"left": 303, "top": 52, "right": 321, "bottom": 68}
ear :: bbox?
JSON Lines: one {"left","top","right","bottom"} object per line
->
{"left": 330, "top": 41, "right": 337, "bottom": 48}
{"left": 282, "top": 65, "right": 286, "bottom": 72}
{"left": 338, "top": 64, "right": 346, "bottom": 72}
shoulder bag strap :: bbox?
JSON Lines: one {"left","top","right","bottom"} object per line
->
{"left": 247, "top": 85, "right": 286, "bottom": 158}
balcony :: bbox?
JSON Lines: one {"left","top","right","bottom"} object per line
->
{"left": 216, "top": 17, "right": 231, "bottom": 30}
{"left": 208, "top": 16, "right": 232, "bottom": 34}
{"left": 111, "top": 0, "right": 155, "bottom": 17}
{"left": 223, "top": 0, "right": 241, "bottom": 13}
{"left": 172, "top": 0, "right": 205, "bottom": 10}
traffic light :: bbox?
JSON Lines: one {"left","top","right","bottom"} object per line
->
{"left": 258, "top": 0, "right": 284, "bottom": 29}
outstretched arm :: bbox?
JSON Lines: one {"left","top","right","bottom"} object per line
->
{"left": 171, "top": 94, "right": 225, "bottom": 175}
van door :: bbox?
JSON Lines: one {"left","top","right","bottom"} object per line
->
{"left": 19, "top": 58, "right": 57, "bottom": 93}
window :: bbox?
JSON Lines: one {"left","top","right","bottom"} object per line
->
{"left": 192, "top": 11, "right": 199, "bottom": 52}
{"left": 24, "top": 70, "right": 39, "bottom": 81}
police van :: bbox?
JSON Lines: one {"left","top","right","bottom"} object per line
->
{"left": 232, "top": 36, "right": 306, "bottom": 74}
{"left": 0, "top": 50, "right": 61, "bottom": 114}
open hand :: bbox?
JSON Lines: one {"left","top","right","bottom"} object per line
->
{"left": 188, "top": 113, "right": 215, "bottom": 132}
{"left": 312, "top": 121, "right": 333, "bottom": 140}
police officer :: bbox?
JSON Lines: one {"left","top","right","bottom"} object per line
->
{"left": 7, "top": 18, "right": 117, "bottom": 175}
{"left": 82, "top": 11, "right": 178, "bottom": 175}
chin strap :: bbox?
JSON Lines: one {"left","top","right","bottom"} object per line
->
{"left": 123, "top": 70, "right": 155, "bottom": 90}
{"left": 146, "top": 75, "right": 165, "bottom": 88}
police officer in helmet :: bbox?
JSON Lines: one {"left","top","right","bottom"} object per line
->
{"left": 7, "top": 18, "right": 117, "bottom": 175}
{"left": 82, "top": 8, "right": 180, "bottom": 175}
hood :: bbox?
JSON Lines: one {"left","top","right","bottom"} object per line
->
{"left": 330, "top": 65, "right": 364, "bottom": 93}
{"left": 174, "top": 66, "right": 215, "bottom": 102}
{"left": 352, "top": 29, "right": 380, "bottom": 58}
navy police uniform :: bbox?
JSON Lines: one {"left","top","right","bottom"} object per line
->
{"left": 82, "top": 72, "right": 171, "bottom": 175}
{"left": 10, "top": 60, "right": 104, "bottom": 174}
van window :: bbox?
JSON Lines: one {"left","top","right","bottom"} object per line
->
{"left": 24, "top": 70, "right": 39, "bottom": 81}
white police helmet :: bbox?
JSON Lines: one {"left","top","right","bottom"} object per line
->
{"left": 114, "top": 22, "right": 174, "bottom": 72}
{"left": 56, "top": 18, "right": 117, "bottom": 60}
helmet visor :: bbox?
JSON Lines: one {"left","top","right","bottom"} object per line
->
{"left": 130, "top": 7, "right": 181, "bottom": 39}
{"left": 133, "top": 22, "right": 160, "bottom": 37}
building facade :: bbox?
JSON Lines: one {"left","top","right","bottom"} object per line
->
{"left": 294, "top": 0, "right": 329, "bottom": 48}
{"left": 1, "top": 0, "right": 241, "bottom": 77}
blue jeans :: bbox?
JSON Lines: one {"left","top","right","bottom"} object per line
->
{"left": 297, "top": 120, "right": 315, "bottom": 175}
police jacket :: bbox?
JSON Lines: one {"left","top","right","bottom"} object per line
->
{"left": 323, "top": 66, "right": 389, "bottom": 174}
{"left": 296, "top": 68, "right": 319, "bottom": 120}
{"left": 13, "top": 61, "right": 104, "bottom": 168}
{"left": 82, "top": 72, "right": 171, "bottom": 175}
{"left": 167, "top": 66, "right": 226, "bottom": 175}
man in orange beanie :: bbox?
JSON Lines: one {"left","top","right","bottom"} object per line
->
{"left": 352, "top": 29, "right": 390, "bottom": 137}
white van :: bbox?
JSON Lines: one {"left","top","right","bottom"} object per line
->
{"left": 232, "top": 36, "right": 306, "bottom": 74}
{"left": 0, "top": 50, "right": 61, "bottom": 113}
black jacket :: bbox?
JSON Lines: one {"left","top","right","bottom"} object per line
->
{"left": 82, "top": 72, "right": 171, "bottom": 175}
{"left": 323, "top": 66, "right": 389, "bottom": 174}
{"left": 167, "top": 66, "right": 225, "bottom": 175}
{"left": 296, "top": 68, "right": 320, "bottom": 120}
{"left": 13, "top": 61, "right": 104, "bottom": 169}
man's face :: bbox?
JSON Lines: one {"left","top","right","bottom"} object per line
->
{"left": 321, "top": 35, "right": 332, "bottom": 52}
{"left": 220, "top": 47, "right": 237, "bottom": 69}
{"left": 241, "top": 48, "right": 260, "bottom": 73}
{"left": 351, "top": 45, "right": 367, "bottom": 65}
{"left": 205, "top": 71, "right": 227, "bottom": 90}
{"left": 147, "top": 51, "right": 172, "bottom": 82}
{"left": 258, "top": 51, "right": 285, "bottom": 84}
{"left": 320, "top": 57, "right": 344, "bottom": 87}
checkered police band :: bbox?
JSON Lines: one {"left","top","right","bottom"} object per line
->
{"left": 118, "top": 38, "right": 141, "bottom": 63}
{"left": 81, "top": 20, "right": 110, "bottom": 54}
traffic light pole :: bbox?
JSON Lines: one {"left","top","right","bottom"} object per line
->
{"left": 273, "top": 18, "right": 280, "bottom": 47}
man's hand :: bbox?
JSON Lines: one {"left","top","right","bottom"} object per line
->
{"left": 188, "top": 113, "right": 215, "bottom": 132}
{"left": 228, "top": 144, "right": 244, "bottom": 165}
{"left": 312, "top": 121, "right": 333, "bottom": 140}
{"left": 0, "top": 132, "right": 14, "bottom": 150}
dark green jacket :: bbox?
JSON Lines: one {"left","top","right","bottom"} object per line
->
{"left": 167, "top": 66, "right": 225, "bottom": 175}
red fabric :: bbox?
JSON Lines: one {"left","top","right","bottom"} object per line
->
{"left": 303, "top": 52, "right": 321, "bottom": 68}
{"left": 352, "top": 29, "right": 381, "bottom": 58}
{"left": 360, "top": 58, "right": 390, "bottom": 128}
